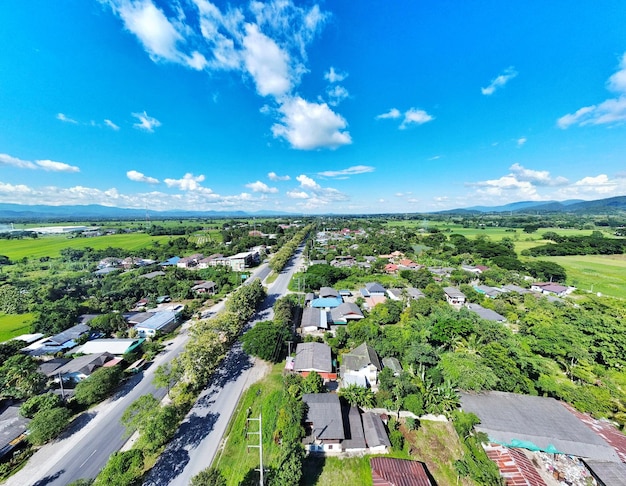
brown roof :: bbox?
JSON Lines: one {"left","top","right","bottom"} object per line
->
{"left": 483, "top": 443, "right": 547, "bottom": 486}
{"left": 370, "top": 457, "right": 433, "bottom": 486}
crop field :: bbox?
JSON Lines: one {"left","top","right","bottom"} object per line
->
{"left": 0, "top": 233, "right": 175, "bottom": 260}
{"left": 530, "top": 254, "right": 626, "bottom": 299}
{"left": 0, "top": 313, "right": 35, "bottom": 342}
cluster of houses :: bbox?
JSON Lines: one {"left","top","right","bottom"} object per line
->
{"left": 94, "top": 246, "right": 265, "bottom": 276}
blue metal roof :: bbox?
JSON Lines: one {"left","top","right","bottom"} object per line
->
{"left": 311, "top": 297, "right": 343, "bottom": 308}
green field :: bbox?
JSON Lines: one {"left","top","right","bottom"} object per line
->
{"left": 0, "top": 313, "right": 35, "bottom": 342}
{"left": 529, "top": 254, "right": 626, "bottom": 299}
{"left": 0, "top": 233, "right": 171, "bottom": 260}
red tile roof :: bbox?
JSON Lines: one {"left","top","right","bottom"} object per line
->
{"left": 370, "top": 457, "right": 433, "bottom": 486}
{"left": 484, "top": 443, "right": 547, "bottom": 486}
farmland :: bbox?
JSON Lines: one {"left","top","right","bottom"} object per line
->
{"left": 0, "top": 233, "right": 171, "bottom": 260}
{"left": 0, "top": 313, "right": 35, "bottom": 341}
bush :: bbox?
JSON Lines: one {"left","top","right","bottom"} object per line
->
{"left": 74, "top": 366, "right": 123, "bottom": 406}
{"left": 94, "top": 449, "right": 144, "bottom": 486}
{"left": 403, "top": 393, "right": 424, "bottom": 416}
{"left": 190, "top": 467, "right": 226, "bottom": 486}
{"left": 20, "top": 392, "right": 62, "bottom": 418}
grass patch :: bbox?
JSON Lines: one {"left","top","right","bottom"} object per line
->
{"left": 526, "top": 254, "right": 626, "bottom": 299}
{"left": 215, "top": 363, "right": 285, "bottom": 486}
{"left": 302, "top": 456, "right": 373, "bottom": 486}
{"left": 1, "top": 234, "right": 171, "bottom": 260}
{"left": 0, "top": 313, "right": 35, "bottom": 342}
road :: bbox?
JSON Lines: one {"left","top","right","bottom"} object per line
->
{"left": 143, "top": 246, "right": 304, "bottom": 485}
{"left": 5, "top": 248, "right": 302, "bottom": 486}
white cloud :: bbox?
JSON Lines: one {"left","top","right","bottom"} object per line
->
{"left": 428, "top": 155, "right": 441, "bottom": 161}
{"left": 104, "top": 119, "right": 120, "bottom": 130}
{"left": 517, "top": 137, "right": 527, "bottom": 147}
{"left": 56, "top": 113, "right": 78, "bottom": 124}
{"left": 400, "top": 108, "right": 434, "bottom": 129}
{"left": 35, "top": 160, "right": 80, "bottom": 173}
{"left": 286, "top": 190, "right": 309, "bottom": 199}
{"left": 296, "top": 174, "right": 320, "bottom": 190}
{"left": 509, "top": 163, "right": 568, "bottom": 186}
{"left": 0, "top": 153, "right": 79, "bottom": 172}
{"left": 132, "top": 111, "right": 161, "bottom": 132}
{"left": 164, "top": 173, "right": 211, "bottom": 193}
{"left": 376, "top": 108, "right": 401, "bottom": 120}
{"left": 326, "top": 85, "right": 349, "bottom": 106}
{"left": 127, "top": 170, "right": 159, "bottom": 184}
{"left": 245, "top": 180, "right": 278, "bottom": 193}
{"left": 0, "top": 153, "right": 37, "bottom": 169}
{"left": 481, "top": 67, "right": 517, "bottom": 95}
{"left": 324, "top": 66, "right": 347, "bottom": 83}
{"left": 469, "top": 175, "right": 540, "bottom": 199}
{"left": 558, "top": 53, "right": 626, "bottom": 128}
{"left": 268, "top": 171, "right": 290, "bottom": 181}
{"left": 0, "top": 181, "right": 34, "bottom": 195}
{"left": 318, "top": 165, "right": 375, "bottom": 178}
{"left": 272, "top": 96, "right": 351, "bottom": 150}
{"left": 242, "top": 23, "right": 292, "bottom": 97}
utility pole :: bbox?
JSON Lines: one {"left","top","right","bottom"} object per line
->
{"left": 247, "top": 414, "right": 264, "bottom": 485}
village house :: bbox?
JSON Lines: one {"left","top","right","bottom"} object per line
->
{"left": 341, "top": 342, "right": 382, "bottom": 389}
{"left": 443, "top": 287, "right": 466, "bottom": 307}
{"left": 531, "top": 282, "right": 571, "bottom": 297}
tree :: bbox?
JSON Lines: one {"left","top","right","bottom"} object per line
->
{"left": 20, "top": 392, "right": 62, "bottom": 418}
{"left": 153, "top": 361, "right": 182, "bottom": 396}
{"left": 74, "top": 366, "right": 123, "bottom": 406}
{"left": 179, "top": 330, "right": 225, "bottom": 386}
{"left": 339, "top": 384, "right": 375, "bottom": 408}
{"left": 121, "top": 395, "right": 160, "bottom": 436}
{"left": 138, "top": 405, "right": 180, "bottom": 452}
{"left": 301, "top": 371, "right": 325, "bottom": 394}
{"left": 190, "top": 468, "right": 226, "bottom": 486}
{"left": 27, "top": 406, "right": 72, "bottom": 445}
{"left": 0, "top": 354, "right": 46, "bottom": 400}
{"left": 94, "top": 450, "right": 144, "bottom": 486}
{"left": 89, "top": 313, "right": 128, "bottom": 335}
{"left": 241, "top": 321, "right": 291, "bottom": 362}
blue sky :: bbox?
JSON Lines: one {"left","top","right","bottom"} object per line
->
{"left": 1, "top": 1, "right": 626, "bottom": 214}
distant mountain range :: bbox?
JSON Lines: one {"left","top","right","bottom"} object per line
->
{"left": 442, "top": 196, "right": 626, "bottom": 215}
{"left": 0, "top": 195, "right": 625, "bottom": 221}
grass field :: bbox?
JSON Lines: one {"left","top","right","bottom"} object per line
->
{"left": 528, "top": 254, "right": 626, "bottom": 299}
{"left": 0, "top": 233, "right": 171, "bottom": 260}
{"left": 0, "top": 313, "right": 35, "bottom": 342}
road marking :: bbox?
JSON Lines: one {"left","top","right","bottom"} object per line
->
{"left": 79, "top": 449, "right": 97, "bottom": 468}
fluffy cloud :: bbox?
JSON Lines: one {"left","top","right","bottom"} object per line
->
{"left": 56, "top": 113, "right": 78, "bottom": 124}
{"left": 469, "top": 175, "right": 540, "bottom": 199}
{"left": 558, "top": 53, "right": 626, "bottom": 128}
{"left": 326, "top": 85, "right": 349, "bottom": 106}
{"left": 272, "top": 96, "right": 351, "bottom": 150}
{"left": 104, "top": 119, "right": 120, "bottom": 130}
{"left": 400, "top": 108, "right": 434, "bottom": 129}
{"left": 287, "top": 174, "right": 349, "bottom": 209}
{"left": 132, "top": 111, "right": 161, "bottom": 132}
{"left": 245, "top": 180, "right": 278, "bottom": 193}
{"left": 376, "top": 108, "right": 401, "bottom": 120}
{"left": 35, "top": 160, "right": 80, "bottom": 173}
{"left": 268, "top": 171, "right": 290, "bottom": 181}
{"left": 517, "top": 137, "right": 527, "bottom": 147}
{"left": 105, "top": 0, "right": 347, "bottom": 151}
{"left": 296, "top": 174, "right": 320, "bottom": 190}
{"left": 0, "top": 153, "right": 79, "bottom": 172}
{"left": 481, "top": 67, "right": 517, "bottom": 95}
{"left": 509, "top": 163, "right": 568, "bottom": 186}
{"left": 324, "top": 66, "right": 347, "bottom": 83}
{"left": 286, "top": 189, "right": 309, "bottom": 199}
{"left": 127, "top": 170, "right": 159, "bottom": 184}
{"left": 318, "top": 165, "right": 375, "bottom": 178}
{"left": 164, "top": 173, "right": 211, "bottom": 193}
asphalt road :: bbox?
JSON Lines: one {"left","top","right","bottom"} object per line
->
{"left": 7, "top": 248, "right": 303, "bottom": 486}
{"left": 144, "top": 246, "right": 304, "bottom": 486}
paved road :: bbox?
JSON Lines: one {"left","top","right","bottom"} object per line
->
{"left": 144, "top": 246, "right": 304, "bottom": 486}
{"left": 5, "top": 259, "right": 280, "bottom": 486}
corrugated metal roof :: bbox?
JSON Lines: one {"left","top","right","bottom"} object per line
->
{"left": 583, "top": 460, "right": 626, "bottom": 486}
{"left": 303, "top": 393, "right": 345, "bottom": 440}
{"left": 363, "top": 412, "right": 391, "bottom": 448}
{"left": 370, "top": 457, "right": 433, "bottom": 486}
{"left": 294, "top": 342, "right": 332, "bottom": 373}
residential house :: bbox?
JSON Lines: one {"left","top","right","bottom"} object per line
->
{"left": 386, "top": 288, "right": 404, "bottom": 301}
{"left": 474, "top": 285, "right": 502, "bottom": 299}
{"left": 311, "top": 297, "right": 343, "bottom": 309}
{"left": 160, "top": 256, "right": 180, "bottom": 267}
{"left": 365, "top": 282, "right": 386, "bottom": 296}
{"left": 191, "top": 281, "right": 217, "bottom": 295}
{"left": 293, "top": 342, "right": 335, "bottom": 380}
{"left": 227, "top": 251, "right": 257, "bottom": 271}
{"left": 140, "top": 270, "right": 166, "bottom": 280}
{"left": 363, "top": 412, "right": 392, "bottom": 453}
{"left": 302, "top": 393, "right": 345, "bottom": 453}
{"left": 73, "top": 338, "right": 144, "bottom": 356}
{"left": 197, "top": 254, "right": 223, "bottom": 269}
{"left": 382, "top": 357, "right": 402, "bottom": 376}
{"left": 133, "top": 311, "right": 180, "bottom": 338}
{"left": 177, "top": 253, "right": 204, "bottom": 269}
{"left": 398, "top": 259, "right": 420, "bottom": 270}
{"left": 342, "top": 342, "right": 382, "bottom": 388}
{"left": 466, "top": 303, "right": 506, "bottom": 322}
{"left": 329, "top": 302, "right": 364, "bottom": 325}
{"left": 300, "top": 307, "right": 328, "bottom": 333}
{"left": 369, "top": 457, "right": 434, "bottom": 486}
{"left": 319, "top": 287, "right": 340, "bottom": 299}
{"left": 384, "top": 263, "right": 398, "bottom": 274}
{"left": 443, "top": 287, "right": 466, "bottom": 307}
{"left": 342, "top": 406, "right": 367, "bottom": 452}
{"left": 406, "top": 288, "right": 425, "bottom": 300}
{"left": 53, "top": 352, "right": 115, "bottom": 383}
{"left": 531, "top": 282, "right": 571, "bottom": 297}
{"left": 23, "top": 323, "right": 91, "bottom": 356}
{"left": 502, "top": 284, "right": 531, "bottom": 295}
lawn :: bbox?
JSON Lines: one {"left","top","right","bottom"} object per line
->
{"left": 0, "top": 313, "right": 35, "bottom": 342}
{"left": 528, "top": 254, "right": 626, "bottom": 299}
{"left": 0, "top": 233, "right": 171, "bottom": 260}
{"left": 302, "top": 456, "right": 373, "bottom": 486}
